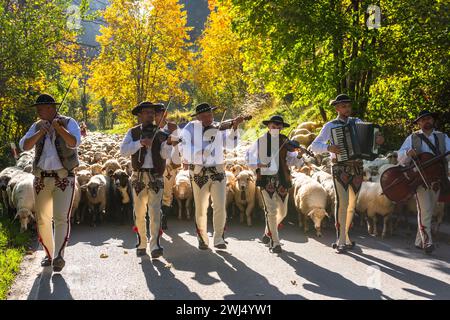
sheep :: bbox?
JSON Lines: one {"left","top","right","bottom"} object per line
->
{"left": 173, "top": 170, "right": 193, "bottom": 220}
{"left": 289, "top": 128, "right": 311, "bottom": 138}
{"left": 225, "top": 171, "right": 236, "bottom": 219}
{"left": 229, "top": 164, "right": 245, "bottom": 177}
{"left": 363, "top": 157, "right": 390, "bottom": 180}
{"left": 90, "top": 163, "right": 103, "bottom": 176}
{"left": 356, "top": 181, "right": 395, "bottom": 238}
{"left": 397, "top": 196, "right": 446, "bottom": 237}
{"left": 102, "top": 159, "right": 122, "bottom": 177}
{"left": 311, "top": 170, "right": 335, "bottom": 218}
{"left": 112, "top": 169, "right": 133, "bottom": 224}
{"left": 0, "top": 166, "right": 22, "bottom": 217}
{"left": 81, "top": 174, "right": 107, "bottom": 226}
{"left": 91, "top": 152, "right": 105, "bottom": 164}
{"left": 233, "top": 170, "right": 256, "bottom": 226}
{"left": 291, "top": 133, "right": 317, "bottom": 147}
{"left": 73, "top": 169, "right": 93, "bottom": 224}
{"left": 292, "top": 172, "right": 330, "bottom": 237}
{"left": 297, "top": 121, "right": 320, "bottom": 132}
{"left": 122, "top": 160, "right": 132, "bottom": 176}
{"left": 9, "top": 173, "right": 35, "bottom": 232}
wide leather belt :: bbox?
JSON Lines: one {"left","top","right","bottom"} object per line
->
{"left": 41, "top": 171, "right": 74, "bottom": 177}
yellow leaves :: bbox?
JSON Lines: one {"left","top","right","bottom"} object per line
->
{"left": 88, "top": 0, "right": 192, "bottom": 127}
{"left": 193, "top": 0, "right": 246, "bottom": 107}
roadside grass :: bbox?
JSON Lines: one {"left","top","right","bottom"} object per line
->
{"left": 0, "top": 211, "right": 31, "bottom": 300}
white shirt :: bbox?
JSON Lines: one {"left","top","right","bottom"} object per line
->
{"left": 120, "top": 126, "right": 172, "bottom": 168}
{"left": 180, "top": 120, "right": 239, "bottom": 166}
{"left": 310, "top": 116, "right": 362, "bottom": 160}
{"left": 162, "top": 123, "right": 183, "bottom": 166}
{"left": 19, "top": 118, "right": 81, "bottom": 171}
{"left": 398, "top": 129, "right": 450, "bottom": 166}
{"left": 246, "top": 132, "right": 304, "bottom": 173}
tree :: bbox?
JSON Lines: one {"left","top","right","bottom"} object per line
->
{"left": 0, "top": 0, "right": 82, "bottom": 166}
{"left": 192, "top": 0, "right": 247, "bottom": 110}
{"left": 88, "top": 0, "right": 193, "bottom": 126}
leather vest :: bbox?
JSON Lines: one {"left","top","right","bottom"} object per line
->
{"left": 255, "top": 133, "right": 292, "bottom": 188}
{"left": 130, "top": 124, "right": 166, "bottom": 176}
{"left": 33, "top": 115, "right": 79, "bottom": 172}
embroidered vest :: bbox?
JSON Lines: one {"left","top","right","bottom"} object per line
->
{"left": 255, "top": 133, "right": 292, "bottom": 188}
{"left": 33, "top": 115, "right": 79, "bottom": 172}
{"left": 130, "top": 124, "right": 166, "bottom": 176}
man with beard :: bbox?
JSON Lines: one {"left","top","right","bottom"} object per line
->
{"left": 398, "top": 110, "right": 450, "bottom": 254}
{"left": 120, "top": 102, "right": 175, "bottom": 258}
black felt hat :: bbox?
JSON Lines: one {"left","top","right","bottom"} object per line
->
{"left": 30, "top": 94, "right": 60, "bottom": 107}
{"left": 190, "top": 103, "right": 217, "bottom": 117}
{"left": 132, "top": 101, "right": 164, "bottom": 116}
{"left": 413, "top": 110, "right": 438, "bottom": 124}
{"left": 262, "top": 115, "right": 290, "bottom": 128}
{"left": 330, "top": 94, "right": 352, "bottom": 106}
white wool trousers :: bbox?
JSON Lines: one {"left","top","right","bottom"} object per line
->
{"left": 131, "top": 172, "right": 163, "bottom": 252}
{"left": 415, "top": 185, "right": 439, "bottom": 247}
{"left": 261, "top": 190, "right": 289, "bottom": 247}
{"left": 33, "top": 175, "right": 75, "bottom": 259}
{"left": 333, "top": 180, "right": 358, "bottom": 247}
{"left": 190, "top": 169, "right": 227, "bottom": 247}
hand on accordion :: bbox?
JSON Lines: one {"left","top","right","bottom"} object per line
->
{"left": 327, "top": 144, "right": 341, "bottom": 154}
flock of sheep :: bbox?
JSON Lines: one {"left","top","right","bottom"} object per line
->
{"left": 0, "top": 123, "right": 447, "bottom": 244}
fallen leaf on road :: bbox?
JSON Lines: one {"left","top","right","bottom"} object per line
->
{"left": 165, "top": 263, "right": 173, "bottom": 269}
{"left": 25, "top": 250, "right": 34, "bottom": 255}
{"left": 124, "top": 251, "right": 128, "bottom": 254}
{"left": 291, "top": 280, "right": 297, "bottom": 286}
{"left": 100, "top": 253, "right": 109, "bottom": 259}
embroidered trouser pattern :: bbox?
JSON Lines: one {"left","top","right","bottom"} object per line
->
{"left": 131, "top": 172, "right": 164, "bottom": 251}
{"left": 34, "top": 176, "right": 75, "bottom": 259}
{"left": 190, "top": 168, "right": 226, "bottom": 247}
{"left": 332, "top": 163, "right": 363, "bottom": 247}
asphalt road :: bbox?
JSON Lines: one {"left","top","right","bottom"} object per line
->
{"left": 7, "top": 216, "right": 450, "bottom": 300}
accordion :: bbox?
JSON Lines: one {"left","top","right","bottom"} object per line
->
{"left": 331, "top": 122, "right": 381, "bottom": 162}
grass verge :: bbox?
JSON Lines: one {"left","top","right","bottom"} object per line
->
{"left": 0, "top": 213, "right": 31, "bottom": 300}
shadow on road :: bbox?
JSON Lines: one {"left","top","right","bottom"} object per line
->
{"left": 346, "top": 250, "right": 450, "bottom": 299}
{"left": 279, "top": 249, "right": 391, "bottom": 300}
{"left": 161, "top": 232, "right": 303, "bottom": 299}
{"left": 27, "top": 269, "right": 73, "bottom": 300}
{"left": 139, "top": 256, "right": 201, "bottom": 300}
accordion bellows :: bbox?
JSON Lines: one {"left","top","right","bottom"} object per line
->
{"left": 331, "top": 122, "right": 381, "bottom": 162}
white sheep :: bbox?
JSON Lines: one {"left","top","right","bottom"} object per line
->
{"left": 233, "top": 170, "right": 256, "bottom": 226}
{"left": 173, "top": 170, "right": 193, "bottom": 220}
{"left": 289, "top": 128, "right": 311, "bottom": 139}
{"left": 356, "top": 181, "right": 395, "bottom": 238}
{"left": 9, "top": 173, "right": 35, "bottom": 232}
{"left": 292, "top": 172, "right": 330, "bottom": 237}
{"left": 291, "top": 133, "right": 317, "bottom": 147}
{"left": 311, "top": 170, "right": 335, "bottom": 217}
{"left": 297, "top": 121, "right": 320, "bottom": 132}
{"left": 102, "top": 159, "right": 122, "bottom": 176}
{"left": 90, "top": 163, "right": 103, "bottom": 176}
